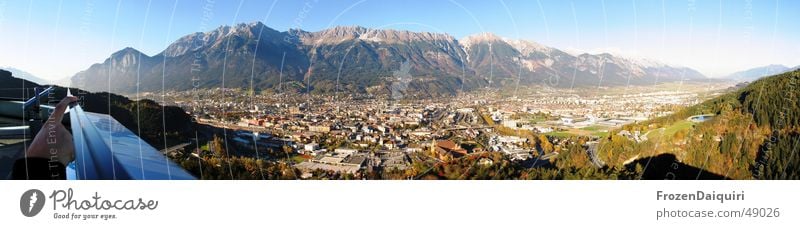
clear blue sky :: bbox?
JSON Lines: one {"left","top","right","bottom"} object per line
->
{"left": 1, "top": 0, "right": 798, "bottom": 80}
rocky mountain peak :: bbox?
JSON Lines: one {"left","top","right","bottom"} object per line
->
{"left": 161, "top": 21, "right": 281, "bottom": 57}
{"left": 460, "top": 32, "right": 505, "bottom": 49}
{"left": 108, "top": 47, "right": 147, "bottom": 68}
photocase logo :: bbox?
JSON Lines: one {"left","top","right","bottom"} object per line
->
{"left": 20, "top": 189, "right": 45, "bottom": 217}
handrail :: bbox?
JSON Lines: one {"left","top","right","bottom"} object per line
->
{"left": 22, "top": 86, "right": 53, "bottom": 111}
{"left": 67, "top": 102, "right": 195, "bottom": 180}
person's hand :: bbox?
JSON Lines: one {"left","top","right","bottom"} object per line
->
{"left": 25, "top": 96, "right": 78, "bottom": 166}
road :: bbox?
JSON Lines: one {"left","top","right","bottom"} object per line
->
{"left": 539, "top": 152, "right": 559, "bottom": 161}
{"left": 586, "top": 142, "right": 605, "bottom": 168}
{"left": 161, "top": 142, "right": 192, "bottom": 154}
{"left": 441, "top": 126, "right": 493, "bottom": 131}
{"left": 196, "top": 119, "right": 272, "bottom": 133}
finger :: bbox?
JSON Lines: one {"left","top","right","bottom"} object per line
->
{"left": 56, "top": 96, "right": 78, "bottom": 108}
{"left": 49, "top": 96, "right": 77, "bottom": 123}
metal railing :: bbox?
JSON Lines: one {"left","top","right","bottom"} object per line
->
{"left": 0, "top": 86, "right": 54, "bottom": 139}
{"left": 67, "top": 104, "right": 195, "bottom": 180}
{"left": 65, "top": 89, "right": 195, "bottom": 180}
{"left": 1, "top": 87, "right": 195, "bottom": 180}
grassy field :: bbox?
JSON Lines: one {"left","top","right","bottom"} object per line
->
{"left": 645, "top": 120, "right": 694, "bottom": 142}
{"left": 579, "top": 125, "right": 610, "bottom": 137}
{"left": 592, "top": 131, "right": 609, "bottom": 138}
{"left": 544, "top": 131, "right": 574, "bottom": 138}
{"left": 291, "top": 155, "right": 309, "bottom": 164}
{"left": 580, "top": 125, "right": 603, "bottom": 132}
{"left": 543, "top": 125, "right": 611, "bottom": 138}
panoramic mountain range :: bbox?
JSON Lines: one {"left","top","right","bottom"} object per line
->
{"left": 724, "top": 64, "right": 800, "bottom": 82}
{"left": 70, "top": 22, "right": 707, "bottom": 95}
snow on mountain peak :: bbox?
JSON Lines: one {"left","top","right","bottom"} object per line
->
{"left": 461, "top": 32, "right": 504, "bottom": 49}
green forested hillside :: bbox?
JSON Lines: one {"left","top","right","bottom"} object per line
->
{"left": 598, "top": 70, "right": 800, "bottom": 179}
